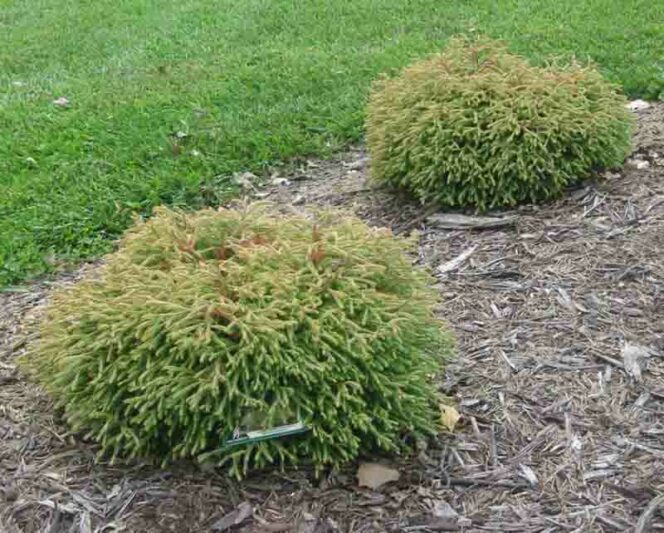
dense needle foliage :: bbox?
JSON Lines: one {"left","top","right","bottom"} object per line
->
{"left": 366, "top": 37, "right": 635, "bottom": 210}
{"left": 24, "top": 204, "right": 452, "bottom": 476}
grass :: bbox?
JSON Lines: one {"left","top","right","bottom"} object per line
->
{"left": 1, "top": 0, "right": 662, "bottom": 286}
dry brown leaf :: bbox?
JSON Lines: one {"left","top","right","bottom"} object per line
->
{"left": 439, "top": 404, "right": 460, "bottom": 432}
{"left": 356, "top": 463, "right": 400, "bottom": 490}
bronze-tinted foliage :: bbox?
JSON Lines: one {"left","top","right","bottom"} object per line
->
{"left": 366, "top": 37, "right": 635, "bottom": 210}
{"left": 24, "top": 204, "right": 452, "bottom": 476}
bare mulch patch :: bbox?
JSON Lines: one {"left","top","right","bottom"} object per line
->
{"left": 2, "top": 104, "right": 664, "bottom": 533}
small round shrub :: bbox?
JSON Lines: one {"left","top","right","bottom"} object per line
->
{"left": 25, "top": 203, "right": 452, "bottom": 476}
{"left": 366, "top": 37, "right": 635, "bottom": 210}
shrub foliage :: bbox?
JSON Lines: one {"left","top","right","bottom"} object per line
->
{"left": 366, "top": 37, "right": 635, "bottom": 210}
{"left": 25, "top": 204, "right": 451, "bottom": 475}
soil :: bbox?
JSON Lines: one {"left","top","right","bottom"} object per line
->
{"left": 2, "top": 104, "right": 664, "bottom": 533}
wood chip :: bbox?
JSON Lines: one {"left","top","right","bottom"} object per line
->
{"left": 212, "top": 502, "right": 253, "bottom": 531}
{"left": 427, "top": 213, "right": 518, "bottom": 229}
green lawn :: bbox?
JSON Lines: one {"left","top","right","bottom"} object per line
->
{"left": 1, "top": 0, "right": 662, "bottom": 286}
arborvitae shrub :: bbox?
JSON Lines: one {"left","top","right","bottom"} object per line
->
{"left": 366, "top": 37, "right": 635, "bottom": 210}
{"left": 24, "top": 204, "right": 452, "bottom": 476}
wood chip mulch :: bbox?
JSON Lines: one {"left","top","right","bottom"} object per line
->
{"left": 2, "top": 104, "right": 663, "bottom": 533}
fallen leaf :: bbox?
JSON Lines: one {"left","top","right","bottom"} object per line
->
{"left": 212, "top": 501, "right": 253, "bottom": 531}
{"left": 518, "top": 464, "right": 539, "bottom": 487}
{"left": 439, "top": 404, "right": 460, "bottom": 432}
{"left": 627, "top": 99, "right": 650, "bottom": 112}
{"left": 628, "top": 159, "right": 650, "bottom": 170}
{"left": 357, "top": 463, "right": 400, "bottom": 490}
{"left": 52, "top": 96, "right": 70, "bottom": 107}
{"left": 622, "top": 343, "right": 651, "bottom": 382}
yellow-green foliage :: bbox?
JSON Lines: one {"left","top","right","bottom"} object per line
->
{"left": 24, "top": 204, "right": 452, "bottom": 476}
{"left": 366, "top": 37, "right": 635, "bottom": 210}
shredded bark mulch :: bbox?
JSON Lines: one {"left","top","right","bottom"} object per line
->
{"left": 2, "top": 104, "right": 663, "bottom": 533}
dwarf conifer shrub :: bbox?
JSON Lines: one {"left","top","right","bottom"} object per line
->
{"left": 25, "top": 204, "right": 451, "bottom": 476}
{"left": 366, "top": 37, "right": 634, "bottom": 210}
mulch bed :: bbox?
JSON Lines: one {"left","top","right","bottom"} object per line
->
{"left": 1, "top": 104, "right": 663, "bottom": 533}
